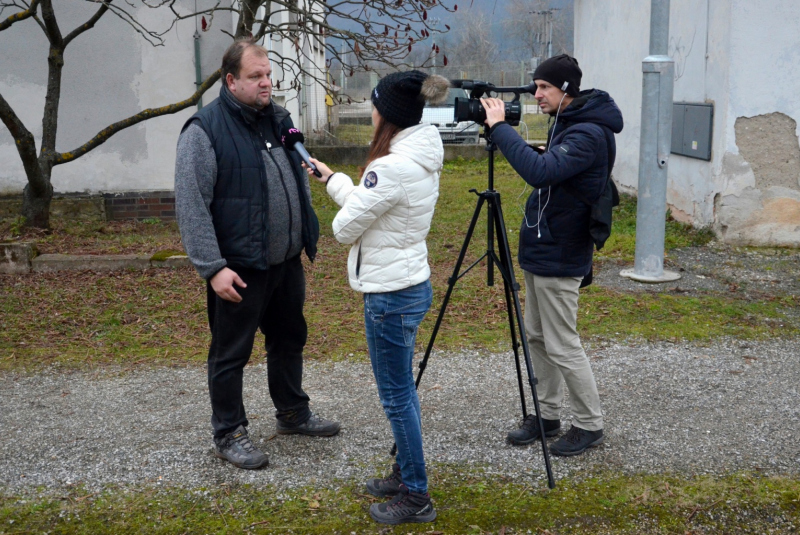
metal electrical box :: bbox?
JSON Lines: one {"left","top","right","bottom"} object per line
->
{"left": 671, "top": 102, "right": 713, "bottom": 161}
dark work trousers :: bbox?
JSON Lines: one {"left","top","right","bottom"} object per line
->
{"left": 206, "top": 255, "right": 311, "bottom": 439}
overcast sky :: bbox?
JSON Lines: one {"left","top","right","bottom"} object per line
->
{"left": 326, "top": 0, "right": 574, "bottom": 62}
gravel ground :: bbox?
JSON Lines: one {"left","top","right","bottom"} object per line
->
{"left": 1, "top": 338, "right": 798, "bottom": 493}
{"left": 2, "top": 242, "right": 799, "bottom": 495}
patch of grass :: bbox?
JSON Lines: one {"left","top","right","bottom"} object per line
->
{"left": 324, "top": 123, "right": 375, "bottom": 145}
{"left": 0, "top": 269, "right": 209, "bottom": 370}
{"left": 0, "top": 160, "right": 791, "bottom": 371}
{"left": 596, "top": 193, "right": 716, "bottom": 262}
{"left": 519, "top": 111, "right": 551, "bottom": 141}
{"left": 578, "top": 286, "right": 800, "bottom": 342}
{"left": 0, "top": 219, "right": 184, "bottom": 256}
{"left": 0, "top": 471, "right": 797, "bottom": 534}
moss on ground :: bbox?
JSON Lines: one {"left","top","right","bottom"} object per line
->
{"left": 150, "top": 249, "right": 185, "bottom": 262}
{"left": 1, "top": 470, "right": 797, "bottom": 534}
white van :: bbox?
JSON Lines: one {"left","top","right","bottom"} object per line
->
{"left": 421, "top": 87, "right": 480, "bottom": 145}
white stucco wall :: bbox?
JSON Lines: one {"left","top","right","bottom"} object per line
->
{"left": 266, "top": 2, "right": 330, "bottom": 136}
{"left": 0, "top": 0, "right": 328, "bottom": 196}
{"left": 717, "top": 0, "right": 800, "bottom": 245}
{"left": 574, "top": 0, "right": 800, "bottom": 246}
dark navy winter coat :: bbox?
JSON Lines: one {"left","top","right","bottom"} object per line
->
{"left": 491, "top": 89, "right": 623, "bottom": 278}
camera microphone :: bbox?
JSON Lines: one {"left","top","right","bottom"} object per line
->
{"left": 281, "top": 126, "right": 321, "bottom": 177}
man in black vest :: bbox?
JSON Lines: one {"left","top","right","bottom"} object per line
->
{"left": 175, "top": 38, "right": 340, "bottom": 470}
{"left": 481, "top": 55, "right": 623, "bottom": 457}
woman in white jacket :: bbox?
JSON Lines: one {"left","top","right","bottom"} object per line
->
{"left": 307, "top": 70, "right": 449, "bottom": 525}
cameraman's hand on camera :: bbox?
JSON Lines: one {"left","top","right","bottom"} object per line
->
{"left": 481, "top": 98, "right": 507, "bottom": 128}
{"left": 303, "top": 158, "right": 333, "bottom": 184}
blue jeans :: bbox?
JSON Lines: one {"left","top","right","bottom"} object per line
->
{"left": 364, "top": 280, "right": 433, "bottom": 494}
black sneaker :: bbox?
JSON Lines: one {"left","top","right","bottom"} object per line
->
{"left": 276, "top": 412, "right": 341, "bottom": 437}
{"left": 550, "top": 425, "right": 604, "bottom": 456}
{"left": 506, "top": 414, "right": 561, "bottom": 445}
{"left": 369, "top": 485, "right": 437, "bottom": 525}
{"left": 214, "top": 425, "right": 269, "bottom": 469}
{"left": 366, "top": 463, "right": 403, "bottom": 498}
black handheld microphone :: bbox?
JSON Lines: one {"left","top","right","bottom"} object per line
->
{"left": 281, "top": 127, "right": 321, "bottom": 177}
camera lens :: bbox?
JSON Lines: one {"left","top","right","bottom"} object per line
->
{"left": 454, "top": 97, "right": 521, "bottom": 127}
{"left": 454, "top": 97, "right": 484, "bottom": 123}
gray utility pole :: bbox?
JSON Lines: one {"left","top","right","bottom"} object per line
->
{"left": 429, "top": 17, "right": 441, "bottom": 74}
{"left": 340, "top": 41, "right": 346, "bottom": 91}
{"left": 621, "top": 0, "right": 681, "bottom": 283}
{"left": 533, "top": 9, "right": 560, "bottom": 58}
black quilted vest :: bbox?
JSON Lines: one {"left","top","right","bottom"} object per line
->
{"left": 183, "top": 89, "right": 318, "bottom": 269}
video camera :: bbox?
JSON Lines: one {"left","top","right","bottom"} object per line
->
{"left": 451, "top": 80, "right": 536, "bottom": 127}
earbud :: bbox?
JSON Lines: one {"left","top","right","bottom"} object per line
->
{"left": 561, "top": 81, "right": 569, "bottom": 91}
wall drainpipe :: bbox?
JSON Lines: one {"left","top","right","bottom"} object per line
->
{"left": 194, "top": 30, "right": 203, "bottom": 110}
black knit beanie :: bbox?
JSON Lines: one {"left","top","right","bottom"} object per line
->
{"left": 532, "top": 54, "right": 582, "bottom": 97}
{"left": 371, "top": 70, "right": 430, "bottom": 129}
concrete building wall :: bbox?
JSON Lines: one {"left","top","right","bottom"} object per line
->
{"left": 263, "top": 1, "right": 329, "bottom": 135}
{"left": 0, "top": 1, "right": 328, "bottom": 196}
{"left": 574, "top": 0, "right": 800, "bottom": 246}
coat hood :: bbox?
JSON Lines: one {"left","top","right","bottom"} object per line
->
{"left": 389, "top": 123, "right": 445, "bottom": 173}
{"left": 557, "top": 89, "right": 623, "bottom": 134}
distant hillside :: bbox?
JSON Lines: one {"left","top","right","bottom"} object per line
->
{"left": 326, "top": 0, "right": 573, "bottom": 66}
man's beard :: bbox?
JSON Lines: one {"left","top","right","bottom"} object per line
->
{"left": 254, "top": 95, "right": 270, "bottom": 109}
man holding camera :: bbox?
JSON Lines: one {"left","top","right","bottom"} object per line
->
{"left": 174, "top": 38, "right": 340, "bottom": 470}
{"left": 481, "top": 54, "right": 623, "bottom": 456}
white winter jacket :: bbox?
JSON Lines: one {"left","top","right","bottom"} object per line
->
{"left": 326, "top": 123, "right": 444, "bottom": 293}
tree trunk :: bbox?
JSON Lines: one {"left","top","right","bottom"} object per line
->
{"left": 21, "top": 158, "right": 53, "bottom": 229}
{"left": 21, "top": 178, "right": 54, "bottom": 229}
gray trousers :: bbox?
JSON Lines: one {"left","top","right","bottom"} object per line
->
{"left": 523, "top": 271, "right": 603, "bottom": 431}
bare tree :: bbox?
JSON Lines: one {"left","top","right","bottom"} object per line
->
{"left": 503, "top": 0, "right": 549, "bottom": 61}
{"left": 438, "top": 9, "right": 498, "bottom": 67}
{"left": 503, "top": 0, "right": 571, "bottom": 62}
{"left": 0, "top": 0, "right": 455, "bottom": 229}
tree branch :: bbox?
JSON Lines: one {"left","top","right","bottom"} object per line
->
{"left": 235, "top": 0, "right": 260, "bottom": 38}
{"left": 0, "top": 0, "right": 40, "bottom": 32}
{"left": 0, "top": 91, "right": 47, "bottom": 195}
{"left": 53, "top": 70, "right": 221, "bottom": 166}
{"left": 39, "top": 0, "right": 62, "bottom": 46}
{"left": 63, "top": 0, "right": 111, "bottom": 47}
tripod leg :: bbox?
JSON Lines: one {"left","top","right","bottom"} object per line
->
{"left": 489, "top": 193, "right": 556, "bottom": 489}
{"left": 390, "top": 194, "right": 487, "bottom": 457}
{"left": 414, "top": 194, "right": 487, "bottom": 388}
{"left": 500, "top": 267, "right": 528, "bottom": 418}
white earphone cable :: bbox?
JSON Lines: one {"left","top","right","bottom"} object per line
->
{"left": 521, "top": 90, "right": 568, "bottom": 237}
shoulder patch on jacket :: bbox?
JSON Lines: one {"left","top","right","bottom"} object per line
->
{"left": 558, "top": 145, "right": 569, "bottom": 154}
{"left": 364, "top": 171, "right": 378, "bottom": 189}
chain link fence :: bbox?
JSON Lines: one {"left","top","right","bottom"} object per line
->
{"left": 303, "top": 61, "right": 550, "bottom": 146}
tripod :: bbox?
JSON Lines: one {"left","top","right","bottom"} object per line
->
{"left": 392, "top": 127, "right": 555, "bottom": 489}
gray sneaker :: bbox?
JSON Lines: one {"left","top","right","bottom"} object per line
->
{"left": 214, "top": 425, "right": 269, "bottom": 469}
{"left": 507, "top": 414, "right": 561, "bottom": 445}
{"left": 549, "top": 425, "right": 604, "bottom": 457}
{"left": 369, "top": 484, "right": 437, "bottom": 525}
{"left": 276, "top": 413, "right": 341, "bottom": 437}
{"left": 366, "top": 462, "right": 403, "bottom": 497}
